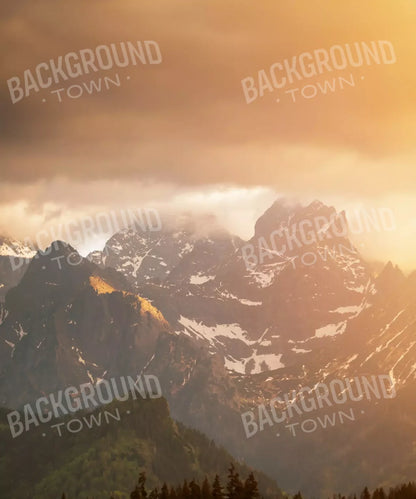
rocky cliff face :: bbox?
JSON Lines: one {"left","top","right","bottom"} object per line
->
{"left": 1, "top": 200, "right": 416, "bottom": 496}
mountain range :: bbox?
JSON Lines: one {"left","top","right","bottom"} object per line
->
{"left": 1, "top": 198, "right": 415, "bottom": 497}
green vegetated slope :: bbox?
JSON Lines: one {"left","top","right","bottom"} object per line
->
{"left": 0, "top": 396, "right": 283, "bottom": 499}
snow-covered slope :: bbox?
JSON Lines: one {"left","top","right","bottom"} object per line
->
{"left": 90, "top": 200, "right": 378, "bottom": 375}
{"left": 0, "top": 236, "right": 35, "bottom": 301}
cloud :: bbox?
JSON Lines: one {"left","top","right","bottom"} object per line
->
{"left": 1, "top": 0, "right": 415, "bottom": 269}
{"left": 0, "top": 0, "right": 415, "bottom": 191}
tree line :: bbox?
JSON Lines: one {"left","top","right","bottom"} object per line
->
{"left": 129, "top": 464, "right": 260, "bottom": 498}
{"left": 293, "top": 482, "right": 416, "bottom": 499}
{"left": 59, "top": 468, "right": 416, "bottom": 498}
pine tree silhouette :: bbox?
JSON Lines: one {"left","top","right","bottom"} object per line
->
{"left": 227, "top": 464, "right": 244, "bottom": 499}
{"left": 182, "top": 480, "right": 191, "bottom": 498}
{"left": 149, "top": 487, "right": 159, "bottom": 499}
{"left": 372, "top": 487, "right": 386, "bottom": 499}
{"left": 160, "top": 483, "right": 169, "bottom": 499}
{"left": 212, "top": 474, "right": 224, "bottom": 499}
{"left": 131, "top": 471, "right": 148, "bottom": 499}
{"left": 361, "top": 486, "right": 371, "bottom": 499}
{"left": 190, "top": 479, "right": 202, "bottom": 498}
{"left": 139, "top": 472, "right": 148, "bottom": 498}
{"left": 243, "top": 472, "right": 260, "bottom": 498}
{"left": 131, "top": 484, "right": 140, "bottom": 499}
{"left": 202, "top": 477, "right": 211, "bottom": 499}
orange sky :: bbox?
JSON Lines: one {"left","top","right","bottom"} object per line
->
{"left": 0, "top": 0, "right": 415, "bottom": 269}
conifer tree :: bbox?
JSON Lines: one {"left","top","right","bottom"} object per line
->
{"left": 202, "top": 477, "right": 212, "bottom": 499}
{"left": 227, "top": 464, "right": 237, "bottom": 498}
{"left": 149, "top": 487, "right": 159, "bottom": 499}
{"left": 139, "top": 472, "right": 148, "bottom": 498}
{"left": 131, "top": 484, "right": 141, "bottom": 499}
{"left": 227, "top": 464, "right": 243, "bottom": 498}
{"left": 131, "top": 472, "right": 147, "bottom": 499}
{"left": 372, "top": 487, "right": 386, "bottom": 499}
{"left": 182, "top": 480, "right": 191, "bottom": 498}
{"left": 190, "top": 479, "right": 202, "bottom": 498}
{"left": 212, "top": 474, "right": 224, "bottom": 499}
{"left": 243, "top": 472, "right": 259, "bottom": 498}
{"left": 160, "top": 483, "right": 169, "bottom": 499}
{"left": 361, "top": 486, "right": 370, "bottom": 499}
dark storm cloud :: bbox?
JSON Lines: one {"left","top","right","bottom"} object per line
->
{"left": 0, "top": 0, "right": 415, "bottom": 193}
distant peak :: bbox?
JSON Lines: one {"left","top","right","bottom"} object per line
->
{"left": 382, "top": 260, "right": 402, "bottom": 274}
{"left": 376, "top": 260, "right": 405, "bottom": 287}
{"left": 34, "top": 240, "right": 78, "bottom": 259}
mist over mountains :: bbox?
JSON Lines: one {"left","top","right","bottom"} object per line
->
{"left": 1, "top": 198, "right": 415, "bottom": 497}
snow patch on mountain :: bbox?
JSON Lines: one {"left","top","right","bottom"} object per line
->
{"left": 380, "top": 310, "right": 405, "bottom": 336}
{"left": 292, "top": 347, "right": 312, "bottom": 353}
{"left": 121, "top": 251, "right": 150, "bottom": 278}
{"left": 179, "top": 242, "right": 194, "bottom": 257}
{"left": 176, "top": 316, "right": 256, "bottom": 348}
{"left": 315, "top": 321, "right": 347, "bottom": 338}
{"left": 217, "top": 290, "right": 262, "bottom": 306}
{"left": 330, "top": 305, "right": 362, "bottom": 314}
{"left": 247, "top": 262, "right": 287, "bottom": 288}
{"left": 225, "top": 352, "right": 284, "bottom": 374}
{"left": 0, "top": 307, "right": 8, "bottom": 326}
{"left": 4, "top": 339, "right": 15, "bottom": 357}
{"left": 190, "top": 274, "right": 215, "bottom": 285}
{"left": 14, "top": 324, "right": 28, "bottom": 340}
{"left": 389, "top": 341, "right": 416, "bottom": 387}
{"left": 0, "top": 239, "right": 36, "bottom": 258}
